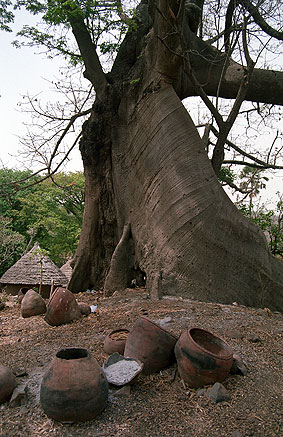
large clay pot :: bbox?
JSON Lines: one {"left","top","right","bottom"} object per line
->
{"left": 44, "top": 287, "right": 82, "bottom": 326}
{"left": 174, "top": 327, "right": 233, "bottom": 388}
{"left": 18, "top": 287, "right": 30, "bottom": 304}
{"left": 21, "top": 289, "right": 47, "bottom": 318}
{"left": 103, "top": 329, "right": 129, "bottom": 355}
{"left": 124, "top": 317, "right": 178, "bottom": 374}
{"left": 0, "top": 365, "right": 17, "bottom": 404}
{"left": 40, "top": 348, "right": 108, "bottom": 423}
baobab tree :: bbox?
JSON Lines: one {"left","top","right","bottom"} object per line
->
{"left": 3, "top": 0, "right": 283, "bottom": 310}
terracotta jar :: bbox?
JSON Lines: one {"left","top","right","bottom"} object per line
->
{"left": 44, "top": 287, "right": 82, "bottom": 326}
{"left": 124, "top": 317, "right": 178, "bottom": 374}
{"left": 174, "top": 327, "right": 233, "bottom": 388}
{"left": 17, "top": 287, "right": 30, "bottom": 305}
{"left": 0, "top": 365, "right": 17, "bottom": 404}
{"left": 103, "top": 329, "right": 129, "bottom": 355}
{"left": 40, "top": 348, "right": 108, "bottom": 423}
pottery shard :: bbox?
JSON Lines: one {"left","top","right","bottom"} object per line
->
{"left": 44, "top": 287, "right": 82, "bottom": 326}
{"left": 21, "top": 290, "right": 47, "bottom": 318}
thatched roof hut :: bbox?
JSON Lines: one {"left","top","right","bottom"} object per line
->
{"left": 0, "top": 243, "right": 68, "bottom": 298}
{"left": 60, "top": 259, "right": 73, "bottom": 282}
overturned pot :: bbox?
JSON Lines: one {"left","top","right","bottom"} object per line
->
{"left": 44, "top": 287, "right": 82, "bottom": 326}
{"left": 17, "top": 287, "right": 30, "bottom": 305}
{"left": 40, "top": 347, "right": 108, "bottom": 423}
{"left": 103, "top": 329, "right": 129, "bottom": 355}
{"left": 174, "top": 327, "right": 233, "bottom": 388}
{"left": 124, "top": 316, "right": 178, "bottom": 374}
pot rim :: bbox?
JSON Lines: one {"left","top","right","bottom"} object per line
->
{"left": 55, "top": 347, "right": 90, "bottom": 361}
{"left": 106, "top": 328, "right": 130, "bottom": 340}
{"left": 139, "top": 316, "right": 178, "bottom": 340}
{"left": 187, "top": 327, "right": 233, "bottom": 360}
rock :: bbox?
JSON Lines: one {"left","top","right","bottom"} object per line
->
{"left": 246, "top": 334, "right": 262, "bottom": 343}
{"left": 205, "top": 382, "right": 231, "bottom": 403}
{"left": 44, "top": 287, "right": 82, "bottom": 326}
{"left": 232, "top": 431, "right": 243, "bottom": 437}
{"left": 21, "top": 290, "right": 46, "bottom": 318}
{"left": 9, "top": 384, "right": 27, "bottom": 407}
{"left": 112, "top": 386, "right": 131, "bottom": 397}
{"left": 77, "top": 302, "right": 91, "bottom": 316}
{"left": 0, "top": 365, "right": 17, "bottom": 404}
{"left": 196, "top": 388, "right": 206, "bottom": 397}
{"left": 230, "top": 354, "right": 248, "bottom": 376}
{"left": 155, "top": 316, "right": 173, "bottom": 327}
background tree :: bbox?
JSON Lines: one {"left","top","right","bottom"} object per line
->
{"left": 0, "top": 169, "right": 84, "bottom": 268}
{"left": 2, "top": 1, "right": 283, "bottom": 310}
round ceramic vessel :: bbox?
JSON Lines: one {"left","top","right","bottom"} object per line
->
{"left": 103, "top": 329, "right": 129, "bottom": 355}
{"left": 40, "top": 348, "right": 108, "bottom": 422}
{"left": 124, "top": 316, "right": 178, "bottom": 374}
{"left": 0, "top": 365, "right": 16, "bottom": 404}
{"left": 174, "top": 327, "right": 233, "bottom": 388}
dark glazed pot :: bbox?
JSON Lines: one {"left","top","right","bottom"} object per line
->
{"left": 124, "top": 317, "right": 178, "bottom": 374}
{"left": 40, "top": 348, "right": 108, "bottom": 422}
{"left": 174, "top": 327, "right": 233, "bottom": 388}
{"left": 103, "top": 329, "right": 129, "bottom": 355}
{"left": 0, "top": 365, "right": 17, "bottom": 404}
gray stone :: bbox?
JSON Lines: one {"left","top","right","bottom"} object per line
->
{"left": 9, "top": 384, "right": 27, "bottom": 407}
{"left": 205, "top": 382, "right": 231, "bottom": 403}
{"left": 113, "top": 385, "right": 131, "bottom": 397}
{"left": 230, "top": 354, "right": 248, "bottom": 376}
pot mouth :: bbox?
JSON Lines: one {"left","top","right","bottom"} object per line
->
{"left": 56, "top": 348, "right": 88, "bottom": 360}
{"left": 188, "top": 328, "right": 232, "bottom": 359}
{"left": 140, "top": 316, "right": 178, "bottom": 340}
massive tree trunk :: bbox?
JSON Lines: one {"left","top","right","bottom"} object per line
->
{"left": 68, "top": 0, "right": 283, "bottom": 311}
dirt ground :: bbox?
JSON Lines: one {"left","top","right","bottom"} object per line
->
{"left": 0, "top": 288, "right": 282, "bottom": 437}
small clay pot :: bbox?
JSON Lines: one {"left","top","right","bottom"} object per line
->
{"left": 18, "top": 287, "right": 30, "bottom": 304}
{"left": 174, "top": 327, "right": 233, "bottom": 388}
{"left": 103, "top": 329, "right": 129, "bottom": 355}
{"left": 78, "top": 302, "right": 91, "bottom": 316}
{"left": 44, "top": 287, "right": 82, "bottom": 326}
{"left": 0, "top": 365, "right": 17, "bottom": 404}
{"left": 124, "top": 316, "right": 178, "bottom": 374}
{"left": 40, "top": 348, "right": 108, "bottom": 423}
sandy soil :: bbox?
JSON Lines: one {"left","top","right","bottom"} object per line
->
{"left": 0, "top": 288, "right": 282, "bottom": 436}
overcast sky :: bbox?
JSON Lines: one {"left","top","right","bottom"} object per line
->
{"left": 1, "top": 8, "right": 282, "bottom": 207}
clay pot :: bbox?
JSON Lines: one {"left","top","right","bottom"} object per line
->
{"left": 78, "top": 302, "right": 91, "bottom": 316}
{"left": 0, "top": 365, "right": 17, "bottom": 404}
{"left": 103, "top": 329, "right": 129, "bottom": 355}
{"left": 44, "top": 287, "right": 82, "bottom": 326}
{"left": 174, "top": 327, "right": 233, "bottom": 388}
{"left": 18, "top": 287, "right": 30, "bottom": 304}
{"left": 124, "top": 316, "right": 178, "bottom": 374}
{"left": 21, "top": 289, "right": 47, "bottom": 318}
{"left": 40, "top": 348, "right": 108, "bottom": 423}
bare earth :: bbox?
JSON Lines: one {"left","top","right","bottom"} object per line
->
{"left": 0, "top": 288, "right": 282, "bottom": 436}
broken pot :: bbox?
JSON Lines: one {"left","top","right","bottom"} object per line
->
{"left": 103, "top": 329, "right": 129, "bottom": 355}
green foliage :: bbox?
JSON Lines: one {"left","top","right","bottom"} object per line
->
{"left": 238, "top": 196, "right": 283, "bottom": 258}
{"left": 0, "top": 169, "right": 85, "bottom": 271}
{"left": 218, "top": 166, "right": 235, "bottom": 185}
{"left": 0, "top": 0, "right": 14, "bottom": 31}
{"left": 0, "top": 216, "right": 25, "bottom": 276}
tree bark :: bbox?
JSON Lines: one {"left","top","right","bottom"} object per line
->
{"left": 68, "top": 0, "right": 283, "bottom": 311}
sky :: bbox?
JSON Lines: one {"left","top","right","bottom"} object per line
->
{"left": 0, "top": 8, "right": 282, "bottom": 208}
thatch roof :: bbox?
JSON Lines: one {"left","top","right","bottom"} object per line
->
{"left": 0, "top": 243, "right": 68, "bottom": 286}
{"left": 60, "top": 259, "right": 73, "bottom": 282}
